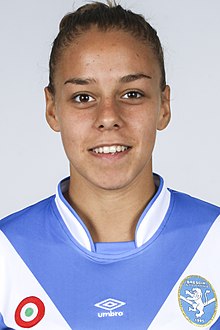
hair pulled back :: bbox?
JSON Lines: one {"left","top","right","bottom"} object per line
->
{"left": 48, "top": 1, "right": 166, "bottom": 94}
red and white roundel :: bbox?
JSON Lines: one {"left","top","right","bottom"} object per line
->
{"left": 15, "top": 296, "right": 45, "bottom": 328}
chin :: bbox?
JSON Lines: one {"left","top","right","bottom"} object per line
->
{"left": 99, "top": 184, "right": 125, "bottom": 191}
{"left": 93, "top": 178, "right": 133, "bottom": 191}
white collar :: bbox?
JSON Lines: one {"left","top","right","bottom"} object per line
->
{"left": 55, "top": 174, "right": 171, "bottom": 252}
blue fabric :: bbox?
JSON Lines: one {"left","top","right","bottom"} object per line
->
{"left": 95, "top": 241, "right": 136, "bottom": 254}
{"left": 211, "top": 316, "right": 220, "bottom": 329}
{"left": 0, "top": 190, "right": 219, "bottom": 329}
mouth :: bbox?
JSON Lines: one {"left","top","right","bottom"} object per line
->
{"left": 89, "top": 145, "right": 132, "bottom": 155}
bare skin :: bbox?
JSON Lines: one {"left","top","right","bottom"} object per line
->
{"left": 64, "top": 167, "right": 156, "bottom": 242}
{"left": 45, "top": 27, "right": 171, "bottom": 242}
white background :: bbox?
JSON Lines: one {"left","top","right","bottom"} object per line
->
{"left": 0, "top": 0, "right": 219, "bottom": 218}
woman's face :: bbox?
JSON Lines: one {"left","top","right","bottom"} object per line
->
{"left": 45, "top": 27, "right": 170, "bottom": 191}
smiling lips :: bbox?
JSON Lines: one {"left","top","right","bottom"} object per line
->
{"left": 91, "top": 145, "right": 131, "bottom": 154}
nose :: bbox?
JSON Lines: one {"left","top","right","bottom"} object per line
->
{"left": 94, "top": 99, "right": 123, "bottom": 131}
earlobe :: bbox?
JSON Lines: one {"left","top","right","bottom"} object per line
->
{"left": 157, "top": 85, "right": 171, "bottom": 131}
{"left": 44, "top": 87, "right": 60, "bottom": 132}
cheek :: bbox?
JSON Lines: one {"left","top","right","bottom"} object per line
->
{"left": 58, "top": 116, "right": 87, "bottom": 153}
{"left": 131, "top": 111, "right": 158, "bottom": 140}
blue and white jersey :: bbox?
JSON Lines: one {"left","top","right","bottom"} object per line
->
{"left": 0, "top": 175, "right": 220, "bottom": 329}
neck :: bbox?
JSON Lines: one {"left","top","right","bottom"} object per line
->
{"left": 65, "top": 171, "right": 156, "bottom": 243}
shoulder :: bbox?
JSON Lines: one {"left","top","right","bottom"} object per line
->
{"left": 0, "top": 195, "right": 56, "bottom": 231}
{"left": 169, "top": 188, "right": 220, "bottom": 220}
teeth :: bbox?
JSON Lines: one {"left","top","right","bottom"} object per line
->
{"left": 103, "top": 146, "right": 110, "bottom": 154}
{"left": 92, "top": 145, "right": 129, "bottom": 154}
{"left": 109, "top": 146, "right": 116, "bottom": 153}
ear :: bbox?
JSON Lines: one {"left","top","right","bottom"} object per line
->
{"left": 44, "top": 87, "right": 60, "bottom": 132}
{"left": 157, "top": 85, "right": 171, "bottom": 131}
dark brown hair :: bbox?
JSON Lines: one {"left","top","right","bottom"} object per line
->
{"left": 47, "top": 1, "right": 166, "bottom": 94}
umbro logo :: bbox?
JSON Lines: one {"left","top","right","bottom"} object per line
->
{"left": 95, "top": 298, "right": 126, "bottom": 311}
{"left": 94, "top": 298, "right": 126, "bottom": 318}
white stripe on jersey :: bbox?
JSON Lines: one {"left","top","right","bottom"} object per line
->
{"left": 0, "top": 230, "right": 71, "bottom": 330}
{"left": 148, "top": 215, "right": 220, "bottom": 330}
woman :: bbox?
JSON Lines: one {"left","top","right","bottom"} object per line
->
{"left": 0, "top": 2, "right": 219, "bottom": 329}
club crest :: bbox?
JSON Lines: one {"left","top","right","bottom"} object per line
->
{"left": 178, "top": 275, "right": 218, "bottom": 327}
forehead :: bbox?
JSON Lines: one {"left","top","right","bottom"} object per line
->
{"left": 55, "top": 27, "right": 160, "bottom": 84}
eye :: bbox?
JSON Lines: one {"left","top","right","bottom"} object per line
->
{"left": 73, "top": 94, "right": 95, "bottom": 103}
{"left": 122, "top": 91, "right": 144, "bottom": 99}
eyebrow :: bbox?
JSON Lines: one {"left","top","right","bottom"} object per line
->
{"left": 119, "top": 73, "right": 152, "bottom": 83}
{"left": 64, "top": 77, "right": 96, "bottom": 85}
{"left": 64, "top": 73, "right": 152, "bottom": 86}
